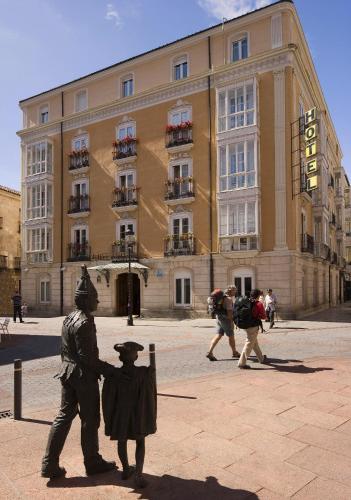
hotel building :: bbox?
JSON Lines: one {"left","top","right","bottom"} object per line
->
{"left": 17, "top": 0, "right": 347, "bottom": 318}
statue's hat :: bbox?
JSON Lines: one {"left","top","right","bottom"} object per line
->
{"left": 75, "top": 265, "right": 97, "bottom": 298}
{"left": 114, "top": 341, "right": 144, "bottom": 353}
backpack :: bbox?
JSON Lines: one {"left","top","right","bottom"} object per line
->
{"left": 233, "top": 296, "right": 259, "bottom": 329}
{"left": 207, "top": 289, "right": 226, "bottom": 318}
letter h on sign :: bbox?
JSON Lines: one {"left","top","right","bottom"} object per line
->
{"left": 305, "top": 107, "right": 316, "bottom": 125}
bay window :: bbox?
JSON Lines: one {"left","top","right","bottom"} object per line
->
{"left": 220, "top": 201, "right": 257, "bottom": 236}
{"left": 26, "top": 141, "right": 52, "bottom": 177}
{"left": 26, "top": 226, "right": 52, "bottom": 263}
{"left": 218, "top": 82, "right": 255, "bottom": 132}
{"left": 26, "top": 183, "right": 52, "bottom": 220}
{"left": 219, "top": 140, "right": 256, "bottom": 191}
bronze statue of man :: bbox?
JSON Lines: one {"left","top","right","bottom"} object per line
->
{"left": 41, "top": 265, "right": 116, "bottom": 479}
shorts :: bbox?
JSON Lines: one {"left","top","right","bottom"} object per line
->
{"left": 216, "top": 316, "right": 234, "bottom": 337}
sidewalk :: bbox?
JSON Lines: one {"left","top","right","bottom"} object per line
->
{"left": 1, "top": 355, "right": 351, "bottom": 499}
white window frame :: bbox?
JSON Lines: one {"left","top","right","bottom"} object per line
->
{"left": 26, "top": 140, "right": 53, "bottom": 177}
{"left": 217, "top": 80, "right": 256, "bottom": 133}
{"left": 218, "top": 139, "right": 257, "bottom": 192}
{"left": 116, "top": 121, "right": 136, "bottom": 140}
{"left": 39, "top": 104, "right": 49, "bottom": 124}
{"left": 75, "top": 89, "right": 88, "bottom": 113}
{"left": 169, "top": 157, "right": 192, "bottom": 179}
{"left": 229, "top": 32, "right": 249, "bottom": 63}
{"left": 232, "top": 267, "right": 255, "bottom": 297}
{"left": 116, "top": 219, "right": 137, "bottom": 241}
{"left": 72, "top": 133, "right": 89, "bottom": 151}
{"left": 169, "top": 212, "right": 192, "bottom": 235}
{"left": 174, "top": 269, "right": 192, "bottom": 307}
{"left": 121, "top": 74, "right": 134, "bottom": 97}
{"left": 72, "top": 179, "right": 89, "bottom": 196}
{"left": 26, "top": 225, "right": 52, "bottom": 263}
{"left": 71, "top": 224, "right": 89, "bottom": 244}
{"left": 168, "top": 106, "right": 192, "bottom": 126}
{"left": 40, "top": 277, "right": 51, "bottom": 303}
{"left": 219, "top": 201, "right": 257, "bottom": 237}
{"left": 26, "top": 182, "right": 53, "bottom": 220}
{"left": 116, "top": 169, "right": 136, "bottom": 188}
{"left": 172, "top": 54, "right": 189, "bottom": 81}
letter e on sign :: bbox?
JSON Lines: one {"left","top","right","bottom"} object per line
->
{"left": 306, "top": 159, "right": 317, "bottom": 174}
{"left": 305, "top": 107, "right": 316, "bottom": 125}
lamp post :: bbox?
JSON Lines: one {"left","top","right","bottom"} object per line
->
{"left": 125, "top": 228, "right": 135, "bottom": 326}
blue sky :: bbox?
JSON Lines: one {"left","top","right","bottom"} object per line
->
{"left": 0, "top": 0, "right": 350, "bottom": 190}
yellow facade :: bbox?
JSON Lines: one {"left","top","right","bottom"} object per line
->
{"left": 18, "top": 1, "right": 346, "bottom": 318}
{"left": 0, "top": 186, "right": 21, "bottom": 314}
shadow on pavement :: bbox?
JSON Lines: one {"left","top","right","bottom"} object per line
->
{"left": 0, "top": 334, "right": 61, "bottom": 366}
{"left": 48, "top": 472, "right": 258, "bottom": 499}
{"left": 19, "top": 417, "right": 53, "bottom": 425}
{"left": 268, "top": 364, "right": 333, "bottom": 374}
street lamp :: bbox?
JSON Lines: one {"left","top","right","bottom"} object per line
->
{"left": 125, "top": 228, "right": 135, "bottom": 326}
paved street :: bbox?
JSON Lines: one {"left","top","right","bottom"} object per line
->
{"left": 0, "top": 304, "right": 351, "bottom": 499}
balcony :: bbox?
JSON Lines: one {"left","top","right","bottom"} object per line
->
{"left": 220, "top": 235, "right": 259, "bottom": 253}
{"left": 13, "top": 257, "right": 21, "bottom": 270}
{"left": 68, "top": 195, "right": 90, "bottom": 217}
{"left": 301, "top": 234, "right": 314, "bottom": 254}
{"left": 112, "top": 187, "right": 138, "bottom": 212}
{"left": 338, "top": 256, "right": 346, "bottom": 268}
{"left": 112, "top": 138, "right": 137, "bottom": 164}
{"left": 164, "top": 177, "right": 195, "bottom": 205}
{"left": 68, "top": 150, "right": 89, "bottom": 173}
{"left": 165, "top": 122, "right": 193, "bottom": 151}
{"left": 314, "top": 242, "right": 330, "bottom": 260}
{"left": 164, "top": 234, "right": 195, "bottom": 257}
{"left": 67, "top": 242, "right": 91, "bottom": 262}
{"left": 112, "top": 240, "right": 138, "bottom": 262}
{"left": 26, "top": 251, "right": 51, "bottom": 264}
{"left": 0, "top": 255, "right": 8, "bottom": 269}
{"left": 331, "top": 251, "right": 338, "bottom": 265}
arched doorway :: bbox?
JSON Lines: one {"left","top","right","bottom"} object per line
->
{"left": 116, "top": 273, "right": 140, "bottom": 316}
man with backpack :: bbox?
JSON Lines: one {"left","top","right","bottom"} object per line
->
{"left": 206, "top": 286, "right": 240, "bottom": 361}
{"left": 234, "top": 288, "right": 268, "bottom": 369}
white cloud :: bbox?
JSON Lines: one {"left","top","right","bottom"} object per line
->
{"left": 105, "top": 3, "right": 123, "bottom": 28}
{"left": 197, "top": 0, "right": 272, "bottom": 20}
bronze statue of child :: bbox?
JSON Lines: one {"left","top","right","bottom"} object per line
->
{"left": 102, "top": 341, "right": 157, "bottom": 488}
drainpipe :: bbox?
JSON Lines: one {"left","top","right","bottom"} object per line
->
{"left": 328, "top": 263, "right": 331, "bottom": 307}
{"left": 60, "top": 92, "right": 64, "bottom": 315}
{"left": 208, "top": 36, "right": 214, "bottom": 292}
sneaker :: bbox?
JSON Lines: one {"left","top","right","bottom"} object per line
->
{"left": 238, "top": 365, "right": 251, "bottom": 369}
{"left": 206, "top": 352, "right": 217, "bottom": 361}
{"left": 232, "top": 351, "right": 241, "bottom": 358}
{"left": 41, "top": 466, "right": 66, "bottom": 479}
{"left": 86, "top": 459, "right": 116, "bottom": 476}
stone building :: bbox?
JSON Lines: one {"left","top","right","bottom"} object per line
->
{"left": 0, "top": 185, "right": 21, "bottom": 315}
{"left": 17, "top": 0, "right": 347, "bottom": 318}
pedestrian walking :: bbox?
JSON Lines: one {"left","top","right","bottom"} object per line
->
{"left": 11, "top": 290, "right": 23, "bottom": 323}
{"left": 264, "top": 288, "right": 277, "bottom": 329}
{"left": 235, "top": 289, "right": 268, "bottom": 369}
{"left": 258, "top": 291, "right": 266, "bottom": 333}
{"left": 206, "top": 285, "right": 240, "bottom": 361}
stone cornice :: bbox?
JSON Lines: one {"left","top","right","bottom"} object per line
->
{"left": 18, "top": 48, "right": 294, "bottom": 144}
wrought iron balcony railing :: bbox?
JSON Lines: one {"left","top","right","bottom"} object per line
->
{"left": 301, "top": 234, "right": 314, "bottom": 254}
{"left": 68, "top": 194, "right": 90, "bottom": 214}
{"left": 13, "top": 257, "right": 21, "bottom": 270}
{"left": 112, "top": 240, "right": 138, "bottom": 262}
{"left": 165, "top": 177, "right": 194, "bottom": 201}
{"left": 164, "top": 234, "right": 195, "bottom": 257}
{"left": 112, "top": 138, "right": 137, "bottom": 160}
{"left": 68, "top": 150, "right": 89, "bottom": 170}
{"left": 314, "top": 242, "right": 330, "bottom": 260}
{"left": 166, "top": 123, "right": 193, "bottom": 148}
{"left": 112, "top": 187, "right": 138, "bottom": 208}
{"left": 67, "top": 242, "right": 91, "bottom": 261}
{"left": 0, "top": 255, "right": 8, "bottom": 269}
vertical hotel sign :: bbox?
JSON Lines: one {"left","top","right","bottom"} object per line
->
{"left": 304, "top": 107, "right": 318, "bottom": 190}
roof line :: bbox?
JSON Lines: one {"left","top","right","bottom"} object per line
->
{"left": 19, "top": 0, "right": 293, "bottom": 104}
{"left": 0, "top": 185, "right": 21, "bottom": 196}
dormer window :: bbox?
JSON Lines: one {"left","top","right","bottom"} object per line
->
{"left": 39, "top": 105, "right": 49, "bottom": 124}
{"left": 75, "top": 90, "right": 88, "bottom": 112}
{"left": 173, "top": 56, "right": 188, "bottom": 81}
{"left": 232, "top": 35, "right": 248, "bottom": 62}
{"left": 122, "top": 75, "right": 134, "bottom": 97}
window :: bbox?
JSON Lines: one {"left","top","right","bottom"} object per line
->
{"left": 26, "top": 141, "right": 53, "bottom": 177}
{"left": 26, "top": 226, "right": 52, "bottom": 263}
{"left": 73, "top": 226, "right": 87, "bottom": 245}
{"left": 232, "top": 36, "right": 248, "bottom": 62}
{"left": 72, "top": 134, "right": 88, "bottom": 151}
{"left": 118, "top": 171, "right": 135, "bottom": 188}
{"left": 117, "top": 220, "right": 136, "bottom": 241}
{"left": 122, "top": 76, "right": 134, "bottom": 97}
{"left": 39, "top": 105, "right": 49, "bottom": 124}
{"left": 218, "top": 82, "right": 255, "bottom": 132}
{"left": 75, "top": 90, "right": 87, "bottom": 112}
{"left": 219, "top": 140, "right": 255, "bottom": 191}
{"left": 233, "top": 268, "right": 255, "bottom": 297}
{"left": 40, "top": 278, "right": 51, "bottom": 303}
{"left": 173, "top": 56, "right": 188, "bottom": 81}
{"left": 220, "top": 201, "right": 256, "bottom": 236}
{"left": 175, "top": 271, "right": 191, "bottom": 306}
{"left": 26, "top": 183, "right": 52, "bottom": 220}
{"left": 171, "top": 161, "right": 191, "bottom": 197}
{"left": 172, "top": 214, "right": 190, "bottom": 236}
{"left": 72, "top": 180, "right": 88, "bottom": 197}
{"left": 170, "top": 108, "right": 191, "bottom": 125}
{"left": 117, "top": 122, "right": 135, "bottom": 140}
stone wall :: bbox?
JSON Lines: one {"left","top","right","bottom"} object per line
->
{"left": 0, "top": 269, "right": 21, "bottom": 316}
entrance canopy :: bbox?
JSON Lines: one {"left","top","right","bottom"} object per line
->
{"left": 88, "top": 262, "right": 150, "bottom": 287}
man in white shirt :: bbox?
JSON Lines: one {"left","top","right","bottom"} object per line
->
{"left": 264, "top": 289, "right": 277, "bottom": 329}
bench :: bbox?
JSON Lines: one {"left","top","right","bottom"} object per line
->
{"left": 0, "top": 317, "right": 10, "bottom": 341}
